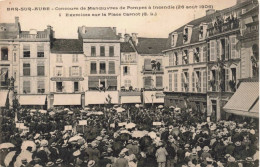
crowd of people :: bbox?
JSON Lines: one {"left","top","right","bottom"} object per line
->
{"left": 0, "top": 104, "right": 259, "bottom": 167}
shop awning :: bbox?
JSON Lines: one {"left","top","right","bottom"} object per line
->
{"left": 121, "top": 96, "right": 141, "bottom": 104}
{"left": 223, "top": 82, "right": 259, "bottom": 118}
{"left": 0, "top": 91, "right": 8, "bottom": 107}
{"left": 85, "top": 91, "right": 118, "bottom": 105}
{"left": 53, "top": 94, "right": 81, "bottom": 105}
{"left": 19, "top": 95, "right": 46, "bottom": 105}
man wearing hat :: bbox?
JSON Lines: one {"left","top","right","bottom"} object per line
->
{"left": 114, "top": 152, "right": 129, "bottom": 167}
{"left": 200, "top": 146, "right": 212, "bottom": 165}
{"left": 49, "top": 142, "right": 59, "bottom": 162}
{"left": 156, "top": 142, "right": 168, "bottom": 167}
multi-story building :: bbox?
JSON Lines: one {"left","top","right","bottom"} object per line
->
{"left": 163, "top": 13, "right": 209, "bottom": 114}
{"left": 206, "top": 0, "right": 257, "bottom": 121}
{"left": 119, "top": 34, "right": 142, "bottom": 104}
{"left": 223, "top": 3, "right": 259, "bottom": 120}
{"left": 0, "top": 17, "right": 20, "bottom": 108}
{"left": 18, "top": 24, "right": 54, "bottom": 109}
{"left": 79, "top": 26, "right": 121, "bottom": 106}
{"left": 136, "top": 37, "right": 167, "bottom": 106}
{"left": 49, "top": 39, "right": 85, "bottom": 108}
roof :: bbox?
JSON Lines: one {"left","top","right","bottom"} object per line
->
{"left": 136, "top": 37, "right": 168, "bottom": 54}
{"left": 0, "top": 23, "right": 19, "bottom": 39}
{"left": 51, "top": 39, "right": 83, "bottom": 53}
{"left": 120, "top": 42, "right": 135, "bottom": 52}
{"left": 78, "top": 27, "right": 120, "bottom": 40}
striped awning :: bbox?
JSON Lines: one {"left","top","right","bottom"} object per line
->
{"left": 223, "top": 82, "right": 259, "bottom": 118}
{"left": 19, "top": 95, "right": 46, "bottom": 105}
{"left": 0, "top": 91, "right": 8, "bottom": 107}
{"left": 53, "top": 94, "right": 81, "bottom": 105}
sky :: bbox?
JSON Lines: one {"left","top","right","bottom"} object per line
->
{"left": 0, "top": 0, "right": 237, "bottom": 39}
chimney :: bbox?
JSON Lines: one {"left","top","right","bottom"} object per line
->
{"left": 132, "top": 33, "right": 138, "bottom": 45}
{"left": 124, "top": 33, "right": 130, "bottom": 42}
{"left": 15, "top": 17, "right": 19, "bottom": 24}
{"left": 82, "top": 26, "right": 86, "bottom": 34}
{"left": 206, "top": 9, "right": 215, "bottom": 16}
{"left": 112, "top": 27, "right": 117, "bottom": 34}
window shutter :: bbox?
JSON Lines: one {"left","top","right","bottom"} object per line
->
{"left": 225, "top": 38, "right": 229, "bottom": 60}
{"left": 216, "top": 40, "right": 220, "bottom": 60}
{"left": 203, "top": 46, "right": 207, "bottom": 62}
{"left": 53, "top": 82, "right": 55, "bottom": 92}
{"left": 169, "top": 73, "right": 172, "bottom": 91}
{"left": 208, "top": 70, "right": 211, "bottom": 91}
{"left": 109, "top": 61, "right": 115, "bottom": 74}
{"left": 192, "top": 72, "right": 195, "bottom": 92}
{"left": 230, "top": 36, "right": 237, "bottom": 59}
{"left": 127, "top": 66, "right": 130, "bottom": 75}
{"left": 210, "top": 40, "right": 216, "bottom": 61}
{"left": 203, "top": 70, "right": 207, "bottom": 93}
{"left": 144, "top": 59, "right": 152, "bottom": 70}
{"left": 144, "top": 76, "right": 151, "bottom": 88}
{"left": 174, "top": 73, "right": 178, "bottom": 92}
{"left": 156, "top": 76, "right": 163, "bottom": 88}
{"left": 225, "top": 69, "right": 230, "bottom": 92}
{"left": 181, "top": 73, "right": 184, "bottom": 91}
{"left": 215, "top": 70, "right": 219, "bottom": 92}
{"left": 79, "top": 67, "right": 82, "bottom": 76}
{"left": 186, "top": 72, "right": 189, "bottom": 92}
{"left": 69, "top": 67, "right": 71, "bottom": 76}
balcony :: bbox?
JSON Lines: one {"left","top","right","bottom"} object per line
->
{"left": 19, "top": 33, "right": 48, "bottom": 39}
{"left": 121, "top": 60, "right": 137, "bottom": 64}
{"left": 142, "top": 66, "right": 164, "bottom": 74}
{"left": 208, "top": 20, "right": 240, "bottom": 36}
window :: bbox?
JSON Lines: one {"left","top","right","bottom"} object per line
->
{"left": 202, "top": 46, "right": 207, "bottom": 62}
{"left": 0, "top": 68, "right": 8, "bottom": 87}
{"left": 252, "top": 44, "right": 259, "bottom": 77}
{"left": 156, "top": 76, "right": 163, "bottom": 88}
{"left": 72, "top": 54, "right": 78, "bottom": 62}
{"left": 210, "top": 40, "right": 216, "bottom": 61}
{"left": 100, "top": 62, "right": 106, "bottom": 74}
{"left": 169, "top": 53, "right": 173, "bottom": 66}
{"left": 1, "top": 48, "right": 8, "bottom": 60}
{"left": 37, "top": 65, "right": 45, "bottom": 76}
{"left": 71, "top": 66, "right": 79, "bottom": 76}
{"left": 144, "top": 59, "right": 152, "bottom": 70}
{"left": 230, "top": 36, "right": 237, "bottom": 59}
{"left": 56, "top": 66, "right": 63, "bottom": 76}
{"left": 183, "top": 50, "right": 189, "bottom": 64}
{"left": 174, "top": 73, "right": 178, "bottom": 92}
{"left": 23, "top": 63, "right": 30, "bottom": 76}
{"left": 56, "top": 54, "right": 62, "bottom": 63}
{"left": 37, "top": 45, "right": 44, "bottom": 57}
{"left": 199, "top": 26, "right": 203, "bottom": 39}
{"left": 123, "top": 66, "right": 130, "bottom": 75}
{"left": 90, "top": 62, "right": 97, "bottom": 74}
{"left": 109, "top": 61, "right": 115, "bottom": 74}
{"left": 181, "top": 72, "right": 189, "bottom": 92}
{"left": 91, "top": 46, "right": 96, "bottom": 57}
{"left": 171, "top": 35, "right": 175, "bottom": 46}
{"left": 196, "top": 71, "right": 201, "bottom": 92}
{"left": 194, "top": 48, "right": 200, "bottom": 63}
{"left": 74, "top": 82, "right": 79, "bottom": 92}
{"left": 56, "top": 82, "right": 63, "bottom": 92}
{"left": 100, "top": 46, "right": 105, "bottom": 57}
{"left": 169, "top": 73, "right": 172, "bottom": 91}
{"left": 37, "top": 80, "right": 45, "bottom": 93}
{"left": 109, "top": 46, "right": 114, "bottom": 57}
{"left": 144, "top": 76, "right": 152, "bottom": 89}
{"left": 23, "top": 81, "right": 30, "bottom": 93}
{"left": 23, "top": 45, "right": 30, "bottom": 58}
{"left": 124, "top": 79, "right": 131, "bottom": 88}
{"left": 225, "top": 69, "right": 230, "bottom": 92}
{"left": 203, "top": 70, "right": 207, "bottom": 93}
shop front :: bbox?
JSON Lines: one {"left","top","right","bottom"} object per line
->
{"left": 19, "top": 95, "right": 47, "bottom": 109}
{"left": 53, "top": 94, "right": 82, "bottom": 107}
{"left": 143, "top": 91, "right": 164, "bottom": 104}
{"left": 85, "top": 91, "right": 119, "bottom": 105}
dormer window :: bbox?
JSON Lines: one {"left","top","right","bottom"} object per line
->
{"left": 199, "top": 26, "right": 203, "bottom": 38}
{"left": 171, "top": 32, "right": 178, "bottom": 47}
{"left": 183, "top": 28, "right": 188, "bottom": 42}
{"left": 171, "top": 34, "right": 175, "bottom": 46}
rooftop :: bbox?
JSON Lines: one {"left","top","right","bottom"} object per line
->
{"left": 120, "top": 42, "right": 135, "bottom": 52}
{"left": 51, "top": 38, "right": 83, "bottom": 54}
{"left": 0, "top": 23, "right": 19, "bottom": 39}
{"left": 78, "top": 27, "right": 120, "bottom": 40}
{"left": 136, "top": 37, "right": 168, "bottom": 55}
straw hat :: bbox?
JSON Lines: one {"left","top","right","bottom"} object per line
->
{"left": 88, "top": 160, "right": 95, "bottom": 167}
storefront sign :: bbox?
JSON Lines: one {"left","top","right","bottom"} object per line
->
{"left": 65, "top": 125, "right": 73, "bottom": 131}
{"left": 88, "top": 76, "right": 117, "bottom": 80}
{"left": 155, "top": 92, "right": 165, "bottom": 98}
{"left": 51, "top": 77, "right": 84, "bottom": 81}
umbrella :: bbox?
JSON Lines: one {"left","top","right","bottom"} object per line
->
{"left": 4, "top": 151, "right": 16, "bottom": 166}
{"left": 96, "top": 111, "right": 103, "bottom": 115}
{"left": 30, "top": 109, "right": 36, "bottom": 112}
{"left": 120, "top": 130, "right": 131, "bottom": 134}
{"left": 64, "top": 108, "right": 70, "bottom": 111}
{"left": 21, "top": 141, "right": 36, "bottom": 152}
{"left": 158, "top": 105, "right": 164, "bottom": 109}
{"left": 39, "top": 110, "right": 47, "bottom": 114}
{"left": 68, "top": 111, "right": 73, "bottom": 115}
{"left": 0, "top": 143, "right": 15, "bottom": 149}
{"left": 135, "top": 104, "right": 140, "bottom": 108}
{"left": 169, "top": 106, "right": 175, "bottom": 109}
{"left": 125, "top": 123, "right": 136, "bottom": 129}
{"left": 174, "top": 107, "right": 181, "bottom": 111}
{"left": 148, "top": 132, "right": 157, "bottom": 139}
{"left": 84, "top": 107, "right": 91, "bottom": 111}
{"left": 116, "top": 107, "right": 125, "bottom": 113}
{"left": 80, "top": 110, "right": 87, "bottom": 113}
{"left": 132, "top": 131, "right": 148, "bottom": 138}
{"left": 14, "top": 150, "right": 32, "bottom": 167}
{"left": 40, "top": 140, "right": 48, "bottom": 147}
{"left": 69, "top": 135, "right": 84, "bottom": 142}
{"left": 49, "top": 111, "right": 55, "bottom": 116}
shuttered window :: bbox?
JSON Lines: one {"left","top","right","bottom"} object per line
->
{"left": 192, "top": 72, "right": 195, "bottom": 92}
{"left": 225, "top": 69, "right": 230, "bottom": 92}
{"left": 174, "top": 73, "right": 178, "bottom": 92}
{"left": 156, "top": 76, "right": 163, "bottom": 88}
{"left": 181, "top": 73, "right": 184, "bottom": 91}
{"left": 208, "top": 70, "right": 211, "bottom": 91}
{"left": 37, "top": 45, "right": 44, "bottom": 57}
{"left": 203, "top": 46, "right": 207, "bottom": 62}
{"left": 203, "top": 70, "right": 207, "bottom": 93}
{"left": 23, "top": 81, "right": 30, "bottom": 93}
{"left": 108, "top": 61, "right": 115, "bottom": 74}
{"left": 109, "top": 46, "right": 114, "bottom": 57}
{"left": 169, "top": 73, "right": 172, "bottom": 91}
{"left": 225, "top": 38, "right": 229, "bottom": 60}
{"left": 100, "top": 46, "right": 105, "bottom": 57}
{"left": 144, "top": 76, "right": 152, "bottom": 89}
{"left": 23, "top": 45, "right": 30, "bottom": 57}
{"left": 100, "top": 62, "right": 106, "bottom": 74}
{"left": 90, "top": 62, "right": 97, "bottom": 74}
{"left": 230, "top": 36, "right": 237, "bottom": 59}
{"left": 37, "top": 80, "right": 45, "bottom": 93}
{"left": 144, "top": 59, "right": 152, "bottom": 70}
{"left": 88, "top": 80, "right": 99, "bottom": 88}
{"left": 186, "top": 72, "right": 189, "bottom": 92}
{"left": 107, "top": 79, "right": 117, "bottom": 86}
{"left": 175, "top": 52, "right": 179, "bottom": 65}
{"left": 91, "top": 46, "right": 96, "bottom": 57}
{"left": 23, "top": 63, "right": 30, "bottom": 76}
{"left": 37, "top": 65, "right": 45, "bottom": 76}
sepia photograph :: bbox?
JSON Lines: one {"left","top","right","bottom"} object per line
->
{"left": 0, "top": 0, "right": 259, "bottom": 166}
